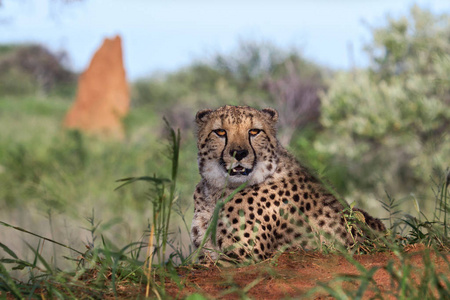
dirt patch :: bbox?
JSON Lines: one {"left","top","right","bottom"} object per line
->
{"left": 162, "top": 246, "right": 450, "bottom": 299}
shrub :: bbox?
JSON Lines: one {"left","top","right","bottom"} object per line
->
{"left": 317, "top": 6, "right": 450, "bottom": 212}
{"left": 0, "top": 44, "right": 76, "bottom": 96}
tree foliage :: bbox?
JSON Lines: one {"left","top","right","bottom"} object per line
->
{"left": 0, "top": 44, "right": 75, "bottom": 96}
{"left": 317, "top": 6, "right": 450, "bottom": 210}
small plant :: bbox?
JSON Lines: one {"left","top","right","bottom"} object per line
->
{"left": 342, "top": 203, "right": 365, "bottom": 243}
{"left": 378, "top": 191, "right": 403, "bottom": 232}
{"left": 403, "top": 169, "right": 450, "bottom": 249}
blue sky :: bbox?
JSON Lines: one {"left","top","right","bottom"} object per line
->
{"left": 0, "top": 0, "right": 449, "bottom": 80}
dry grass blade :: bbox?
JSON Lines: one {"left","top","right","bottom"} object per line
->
{"left": 145, "top": 216, "right": 156, "bottom": 298}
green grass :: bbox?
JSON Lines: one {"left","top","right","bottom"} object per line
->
{"left": 0, "top": 102, "right": 193, "bottom": 298}
{"left": 0, "top": 95, "right": 199, "bottom": 280}
{"left": 0, "top": 111, "right": 199, "bottom": 298}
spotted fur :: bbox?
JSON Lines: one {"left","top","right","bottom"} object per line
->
{"left": 191, "top": 105, "right": 385, "bottom": 261}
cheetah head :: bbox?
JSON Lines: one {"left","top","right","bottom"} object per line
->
{"left": 196, "top": 105, "right": 279, "bottom": 189}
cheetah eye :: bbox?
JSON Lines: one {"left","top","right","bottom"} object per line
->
{"left": 249, "top": 129, "right": 261, "bottom": 136}
{"left": 213, "top": 129, "right": 227, "bottom": 137}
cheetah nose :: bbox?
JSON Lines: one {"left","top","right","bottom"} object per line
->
{"left": 230, "top": 149, "right": 248, "bottom": 161}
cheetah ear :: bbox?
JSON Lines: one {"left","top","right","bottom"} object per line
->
{"left": 261, "top": 108, "right": 278, "bottom": 124}
{"left": 196, "top": 109, "right": 213, "bottom": 125}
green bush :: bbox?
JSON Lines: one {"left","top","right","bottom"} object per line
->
{"left": 316, "top": 6, "right": 450, "bottom": 212}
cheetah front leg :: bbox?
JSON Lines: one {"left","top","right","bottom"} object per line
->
{"left": 190, "top": 183, "right": 221, "bottom": 260}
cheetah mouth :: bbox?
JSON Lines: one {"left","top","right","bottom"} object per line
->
{"left": 219, "top": 159, "right": 253, "bottom": 176}
{"left": 229, "top": 165, "right": 253, "bottom": 176}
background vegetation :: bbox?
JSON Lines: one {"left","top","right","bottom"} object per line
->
{"left": 318, "top": 6, "right": 450, "bottom": 211}
{"left": 0, "top": 5, "right": 449, "bottom": 298}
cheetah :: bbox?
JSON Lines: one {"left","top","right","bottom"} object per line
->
{"left": 190, "top": 105, "right": 385, "bottom": 262}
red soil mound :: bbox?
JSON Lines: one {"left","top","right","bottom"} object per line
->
{"left": 63, "top": 35, "right": 129, "bottom": 139}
